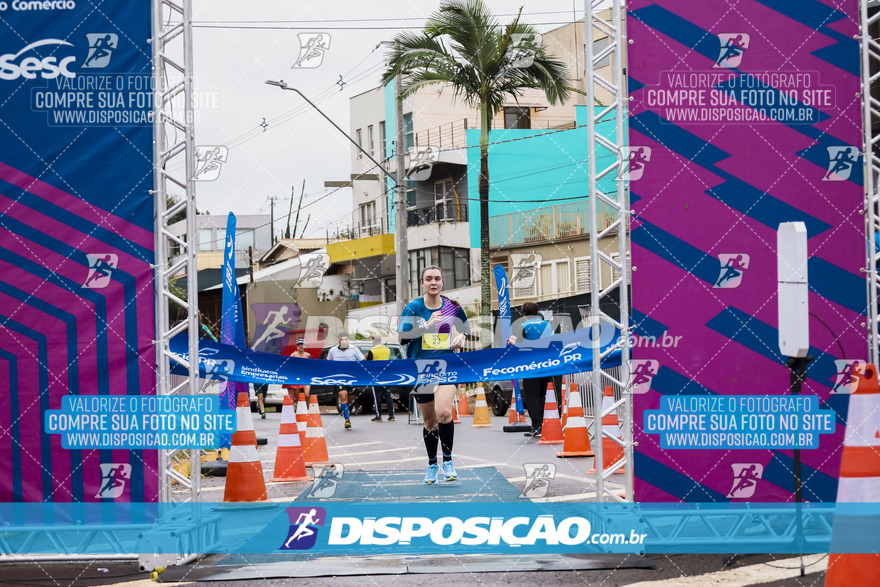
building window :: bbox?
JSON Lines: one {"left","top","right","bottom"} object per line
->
{"left": 434, "top": 178, "right": 455, "bottom": 222}
{"left": 408, "top": 247, "right": 470, "bottom": 299}
{"left": 356, "top": 128, "right": 363, "bottom": 159}
{"left": 504, "top": 107, "right": 531, "bottom": 129}
{"left": 379, "top": 121, "right": 386, "bottom": 157}
{"left": 610, "top": 251, "right": 631, "bottom": 284}
{"left": 199, "top": 228, "right": 214, "bottom": 251}
{"left": 235, "top": 228, "right": 255, "bottom": 251}
{"left": 359, "top": 201, "right": 377, "bottom": 233}
{"left": 574, "top": 257, "right": 592, "bottom": 292}
{"left": 540, "top": 259, "right": 571, "bottom": 297}
{"left": 368, "top": 125, "right": 375, "bottom": 156}
{"left": 403, "top": 113, "right": 413, "bottom": 150}
{"left": 384, "top": 277, "right": 396, "bottom": 303}
{"left": 511, "top": 259, "right": 538, "bottom": 299}
{"left": 406, "top": 180, "right": 416, "bottom": 209}
{"left": 593, "top": 36, "right": 611, "bottom": 68}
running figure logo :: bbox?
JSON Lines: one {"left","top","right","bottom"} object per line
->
{"left": 714, "top": 254, "right": 750, "bottom": 289}
{"left": 630, "top": 360, "right": 659, "bottom": 394}
{"left": 831, "top": 359, "right": 867, "bottom": 393}
{"left": 82, "top": 33, "right": 118, "bottom": 69}
{"left": 714, "top": 34, "right": 750, "bottom": 68}
{"left": 508, "top": 33, "right": 543, "bottom": 69}
{"left": 251, "top": 303, "right": 300, "bottom": 353}
{"left": 292, "top": 33, "right": 331, "bottom": 69}
{"left": 295, "top": 253, "right": 330, "bottom": 288}
{"left": 193, "top": 146, "right": 229, "bottom": 181}
{"left": 308, "top": 464, "right": 344, "bottom": 498}
{"left": 95, "top": 463, "right": 131, "bottom": 499}
{"left": 405, "top": 146, "right": 439, "bottom": 181}
{"left": 414, "top": 359, "right": 448, "bottom": 393}
{"left": 823, "top": 146, "right": 858, "bottom": 182}
{"left": 727, "top": 463, "right": 764, "bottom": 499}
{"left": 617, "top": 146, "right": 652, "bottom": 181}
{"left": 204, "top": 358, "right": 235, "bottom": 381}
{"left": 510, "top": 253, "right": 541, "bottom": 291}
{"left": 520, "top": 463, "right": 556, "bottom": 498}
{"left": 280, "top": 507, "right": 327, "bottom": 550}
{"left": 83, "top": 254, "right": 118, "bottom": 289}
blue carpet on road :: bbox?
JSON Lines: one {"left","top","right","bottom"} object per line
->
{"left": 294, "top": 466, "right": 522, "bottom": 503}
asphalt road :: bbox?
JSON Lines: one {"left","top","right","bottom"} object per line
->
{"left": 189, "top": 402, "right": 625, "bottom": 502}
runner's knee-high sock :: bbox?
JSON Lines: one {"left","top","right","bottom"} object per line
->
{"left": 439, "top": 421, "right": 454, "bottom": 462}
{"left": 423, "top": 427, "right": 439, "bottom": 464}
{"left": 341, "top": 402, "right": 350, "bottom": 420}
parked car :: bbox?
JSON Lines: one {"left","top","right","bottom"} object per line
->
{"left": 306, "top": 341, "right": 411, "bottom": 415}
{"left": 249, "top": 383, "right": 287, "bottom": 412}
{"left": 484, "top": 379, "right": 516, "bottom": 417}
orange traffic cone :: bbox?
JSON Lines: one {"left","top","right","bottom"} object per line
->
{"left": 537, "top": 383, "right": 564, "bottom": 445}
{"left": 295, "top": 392, "right": 309, "bottom": 447}
{"left": 303, "top": 395, "right": 331, "bottom": 466}
{"left": 458, "top": 389, "right": 471, "bottom": 417}
{"left": 308, "top": 394, "right": 325, "bottom": 427}
{"left": 223, "top": 391, "right": 268, "bottom": 502}
{"left": 507, "top": 397, "right": 526, "bottom": 424}
{"left": 560, "top": 378, "right": 570, "bottom": 430}
{"left": 557, "top": 383, "right": 594, "bottom": 457}
{"left": 269, "top": 395, "right": 312, "bottom": 482}
{"left": 587, "top": 387, "right": 625, "bottom": 474}
{"left": 825, "top": 364, "right": 880, "bottom": 587}
{"left": 452, "top": 400, "right": 462, "bottom": 424}
{"left": 471, "top": 388, "right": 492, "bottom": 427}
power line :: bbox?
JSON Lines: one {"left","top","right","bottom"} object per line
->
{"left": 193, "top": 22, "right": 575, "bottom": 31}
{"left": 192, "top": 12, "right": 579, "bottom": 24}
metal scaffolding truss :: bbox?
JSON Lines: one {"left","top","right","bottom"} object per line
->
{"left": 152, "top": 0, "right": 201, "bottom": 504}
{"left": 861, "top": 1, "right": 880, "bottom": 367}
{"left": 584, "top": 0, "right": 634, "bottom": 502}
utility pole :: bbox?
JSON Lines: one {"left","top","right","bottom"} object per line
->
{"left": 265, "top": 79, "right": 405, "bottom": 304}
{"left": 395, "top": 75, "right": 410, "bottom": 313}
{"left": 292, "top": 180, "right": 305, "bottom": 239}
{"left": 269, "top": 196, "right": 276, "bottom": 245}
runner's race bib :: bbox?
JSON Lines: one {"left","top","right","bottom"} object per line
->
{"left": 422, "top": 333, "right": 450, "bottom": 350}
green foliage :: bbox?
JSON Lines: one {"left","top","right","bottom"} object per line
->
{"left": 381, "top": 0, "right": 571, "bottom": 316}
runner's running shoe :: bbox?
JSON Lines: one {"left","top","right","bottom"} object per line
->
{"left": 424, "top": 463, "right": 439, "bottom": 485}
{"left": 344, "top": 420, "right": 352, "bottom": 430}
{"left": 442, "top": 460, "right": 458, "bottom": 481}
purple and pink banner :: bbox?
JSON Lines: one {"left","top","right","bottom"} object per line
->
{"left": 627, "top": 0, "right": 863, "bottom": 501}
{"left": 0, "top": 3, "right": 156, "bottom": 502}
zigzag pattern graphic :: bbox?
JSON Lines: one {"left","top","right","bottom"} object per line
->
{"left": 627, "top": 0, "right": 864, "bottom": 502}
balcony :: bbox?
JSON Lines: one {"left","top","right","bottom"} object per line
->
{"left": 489, "top": 200, "right": 615, "bottom": 247}
{"left": 407, "top": 203, "right": 468, "bottom": 227}
{"left": 412, "top": 118, "right": 474, "bottom": 150}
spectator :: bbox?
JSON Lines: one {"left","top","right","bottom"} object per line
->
{"left": 326, "top": 332, "right": 364, "bottom": 429}
{"left": 366, "top": 334, "right": 395, "bottom": 422}
{"left": 283, "top": 337, "right": 311, "bottom": 406}
{"left": 519, "top": 302, "right": 559, "bottom": 437}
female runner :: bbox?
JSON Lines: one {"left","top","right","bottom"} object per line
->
{"left": 399, "top": 265, "right": 470, "bottom": 483}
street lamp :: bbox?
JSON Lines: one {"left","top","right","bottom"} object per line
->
{"left": 265, "top": 79, "right": 410, "bottom": 313}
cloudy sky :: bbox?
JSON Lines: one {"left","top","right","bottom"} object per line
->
{"left": 188, "top": 0, "right": 598, "bottom": 240}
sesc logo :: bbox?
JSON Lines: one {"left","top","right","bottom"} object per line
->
{"left": 0, "top": 39, "right": 76, "bottom": 80}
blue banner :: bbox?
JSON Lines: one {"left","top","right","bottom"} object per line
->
{"left": 172, "top": 326, "right": 622, "bottom": 386}
{"left": 2, "top": 502, "right": 874, "bottom": 554}
{"left": 218, "top": 212, "right": 247, "bottom": 448}
{"left": 0, "top": 2, "right": 156, "bottom": 502}
{"left": 494, "top": 264, "right": 525, "bottom": 414}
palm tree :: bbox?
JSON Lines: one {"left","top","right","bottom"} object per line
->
{"left": 382, "top": 0, "right": 571, "bottom": 322}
